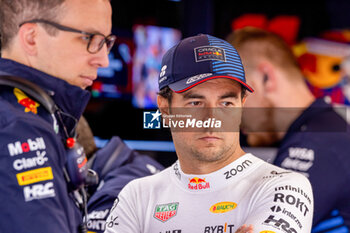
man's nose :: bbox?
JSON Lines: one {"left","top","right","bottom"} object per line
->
{"left": 92, "top": 44, "right": 110, "bottom": 68}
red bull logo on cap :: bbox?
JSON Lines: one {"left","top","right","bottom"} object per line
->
{"left": 14, "top": 88, "right": 40, "bottom": 114}
{"left": 188, "top": 177, "right": 210, "bottom": 190}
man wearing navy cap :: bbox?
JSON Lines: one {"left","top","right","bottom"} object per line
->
{"left": 105, "top": 34, "right": 314, "bottom": 233}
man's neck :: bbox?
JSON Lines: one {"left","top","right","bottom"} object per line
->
{"left": 177, "top": 146, "right": 246, "bottom": 175}
{"left": 1, "top": 48, "right": 32, "bottom": 68}
{"left": 274, "top": 81, "right": 315, "bottom": 141}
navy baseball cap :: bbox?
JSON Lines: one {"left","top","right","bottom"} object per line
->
{"left": 158, "top": 34, "right": 254, "bottom": 93}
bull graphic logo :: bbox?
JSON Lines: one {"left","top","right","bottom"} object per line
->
{"left": 188, "top": 177, "right": 210, "bottom": 190}
{"left": 14, "top": 88, "right": 40, "bottom": 114}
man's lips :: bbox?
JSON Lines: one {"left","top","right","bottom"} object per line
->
{"left": 198, "top": 136, "right": 221, "bottom": 142}
{"left": 80, "top": 75, "right": 97, "bottom": 81}
{"left": 80, "top": 75, "right": 97, "bottom": 86}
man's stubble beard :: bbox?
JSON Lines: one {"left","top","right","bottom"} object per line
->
{"left": 188, "top": 137, "right": 237, "bottom": 163}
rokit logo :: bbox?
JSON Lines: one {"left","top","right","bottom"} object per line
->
{"left": 224, "top": 160, "right": 252, "bottom": 179}
{"left": 23, "top": 182, "right": 55, "bottom": 202}
{"left": 274, "top": 193, "right": 310, "bottom": 216}
{"left": 7, "top": 137, "right": 46, "bottom": 156}
{"left": 263, "top": 215, "right": 297, "bottom": 233}
{"left": 275, "top": 185, "right": 312, "bottom": 205}
{"left": 87, "top": 209, "right": 110, "bottom": 231}
{"left": 204, "top": 223, "right": 235, "bottom": 233}
{"left": 13, "top": 151, "right": 48, "bottom": 171}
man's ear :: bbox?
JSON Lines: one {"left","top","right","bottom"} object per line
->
{"left": 241, "top": 93, "right": 247, "bottom": 106}
{"left": 257, "top": 61, "right": 277, "bottom": 93}
{"left": 18, "top": 23, "right": 38, "bottom": 56}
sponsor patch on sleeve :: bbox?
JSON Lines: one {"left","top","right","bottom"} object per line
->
{"left": 16, "top": 166, "right": 54, "bottom": 186}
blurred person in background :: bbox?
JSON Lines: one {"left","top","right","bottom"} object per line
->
{"left": 229, "top": 27, "right": 350, "bottom": 232}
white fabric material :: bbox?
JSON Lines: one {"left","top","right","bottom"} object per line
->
{"left": 105, "top": 153, "right": 313, "bottom": 233}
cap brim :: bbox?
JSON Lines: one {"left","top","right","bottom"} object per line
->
{"left": 168, "top": 75, "right": 254, "bottom": 93}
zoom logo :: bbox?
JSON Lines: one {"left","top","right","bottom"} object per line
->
{"left": 224, "top": 160, "right": 252, "bottom": 179}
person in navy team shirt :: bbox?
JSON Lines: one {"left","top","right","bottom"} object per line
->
{"left": 229, "top": 27, "right": 350, "bottom": 233}
{"left": 0, "top": 0, "right": 115, "bottom": 232}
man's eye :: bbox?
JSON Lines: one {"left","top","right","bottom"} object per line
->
{"left": 188, "top": 101, "right": 201, "bottom": 106}
{"left": 81, "top": 36, "right": 90, "bottom": 42}
{"left": 221, "top": 101, "right": 234, "bottom": 107}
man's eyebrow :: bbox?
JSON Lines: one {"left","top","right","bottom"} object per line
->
{"left": 182, "top": 92, "right": 205, "bottom": 99}
{"left": 84, "top": 27, "right": 108, "bottom": 36}
{"left": 219, "top": 92, "right": 239, "bottom": 99}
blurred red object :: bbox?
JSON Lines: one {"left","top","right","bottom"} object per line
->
{"left": 232, "top": 14, "right": 300, "bottom": 45}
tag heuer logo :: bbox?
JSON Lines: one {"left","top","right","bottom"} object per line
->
{"left": 154, "top": 202, "right": 179, "bottom": 222}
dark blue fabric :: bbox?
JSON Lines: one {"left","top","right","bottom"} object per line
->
{"left": 86, "top": 136, "right": 164, "bottom": 233}
{"left": 274, "top": 98, "right": 350, "bottom": 232}
{"left": 0, "top": 58, "right": 90, "bottom": 232}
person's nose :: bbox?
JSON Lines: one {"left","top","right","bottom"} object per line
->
{"left": 91, "top": 44, "right": 110, "bottom": 68}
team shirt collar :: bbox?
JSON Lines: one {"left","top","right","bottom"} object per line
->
{"left": 172, "top": 153, "right": 263, "bottom": 192}
{"left": 0, "top": 58, "right": 90, "bottom": 121}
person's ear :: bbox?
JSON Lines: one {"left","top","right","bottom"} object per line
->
{"left": 258, "top": 62, "right": 277, "bottom": 93}
{"left": 157, "top": 95, "right": 170, "bottom": 126}
{"left": 241, "top": 93, "right": 247, "bottom": 106}
{"left": 18, "top": 23, "right": 38, "bottom": 56}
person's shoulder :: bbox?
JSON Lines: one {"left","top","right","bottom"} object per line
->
{"left": 130, "top": 165, "right": 172, "bottom": 183}
{"left": 255, "top": 159, "right": 312, "bottom": 188}
{"left": 0, "top": 93, "right": 21, "bottom": 124}
{"left": 0, "top": 87, "right": 42, "bottom": 126}
{"left": 122, "top": 165, "right": 173, "bottom": 190}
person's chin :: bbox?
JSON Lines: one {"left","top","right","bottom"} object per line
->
{"left": 79, "top": 75, "right": 95, "bottom": 88}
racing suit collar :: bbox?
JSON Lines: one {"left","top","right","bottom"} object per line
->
{"left": 172, "top": 153, "right": 261, "bottom": 192}
{"left": 0, "top": 58, "right": 90, "bottom": 122}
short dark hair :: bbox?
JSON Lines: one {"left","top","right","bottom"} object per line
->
{"left": 0, "top": 0, "right": 65, "bottom": 50}
{"left": 158, "top": 84, "right": 247, "bottom": 104}
{"left": 158, "top": 86, "right": 173, "bottom": 103}
{"left": 227, "top": 27, "right": 301, "bottom": 78}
